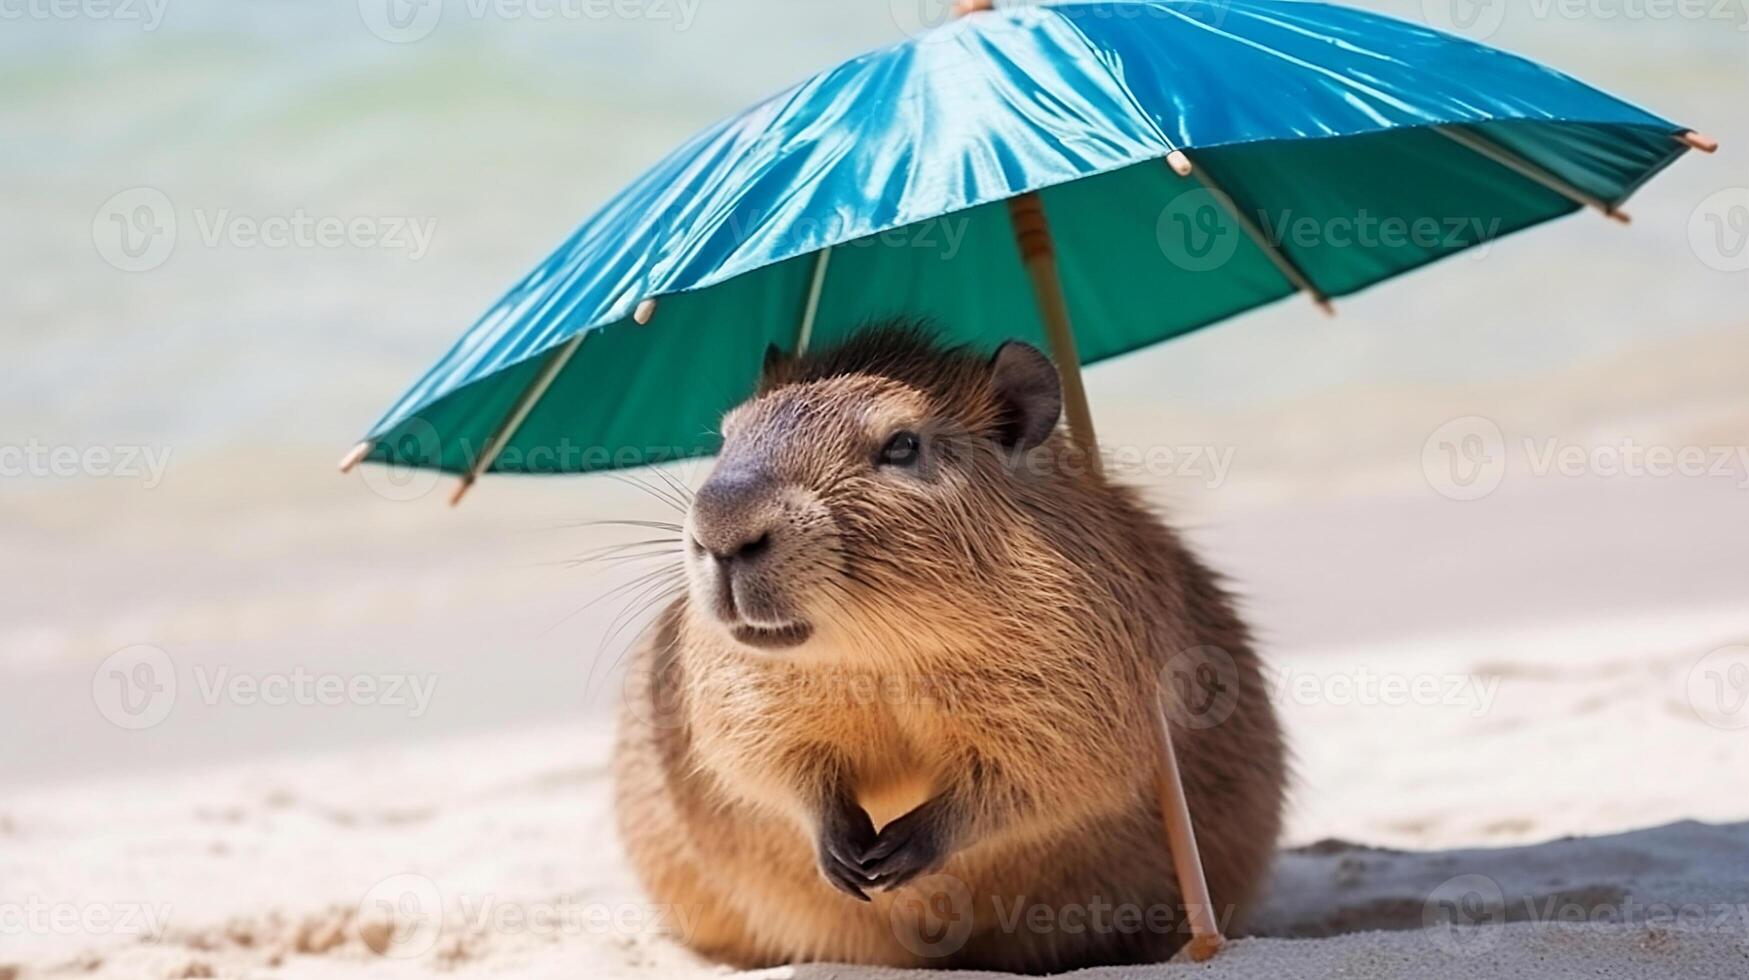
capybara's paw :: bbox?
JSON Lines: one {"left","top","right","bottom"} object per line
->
{"left": 817, "top": 797, "right": 878, "bottom": 901}
{"left": 860, "top": 798, "right": 952, "bottom": 891}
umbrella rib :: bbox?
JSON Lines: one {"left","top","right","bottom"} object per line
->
{"left": 1434, "top": 124, "right": 1630, "bottom": 224}
{"left": 795, "top": 245, "right": 832, "bottom": 356}
{"left": 450, "top": 332, "right": 586, "bottom": 506}
{"left": 1171, "top": 153, "right": 1335, "bottom": 316}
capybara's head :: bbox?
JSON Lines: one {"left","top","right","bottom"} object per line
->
{"left": 683, "top": 326, "right": 1066, "bottom": 658}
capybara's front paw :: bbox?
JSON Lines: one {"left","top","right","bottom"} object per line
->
{"left": 817, "top": 796, "right": 878, "bottom": 901}
{"left": 860, "top": 797, "right": 953, "bottom": 891}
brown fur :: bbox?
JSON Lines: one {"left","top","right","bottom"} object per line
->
{"left": 612, "top": 325, "right": 1287, "bottom": 972}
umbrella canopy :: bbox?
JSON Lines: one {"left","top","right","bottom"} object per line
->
{"left": 348, "top": 0, "right": 1705, "bottom": 481}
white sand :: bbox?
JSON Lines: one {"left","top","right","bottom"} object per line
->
{"left": 6, "top": 603, "right": 1748, "bottom": 980}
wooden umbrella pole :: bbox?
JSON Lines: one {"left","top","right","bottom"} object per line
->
{"left": 1004, "top": 191, "right": 1225, "bottom": 962}
{"left": 1005, "top": 193, "right": 1101, "bottom": 474}
{"left": 1155, "top": 705, "right": 1224, "bottom": 961}
{"left": 1435, "top": 124, "right": 1630, "bottom": 223}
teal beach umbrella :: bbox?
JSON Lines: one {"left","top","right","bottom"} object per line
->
{"left": 343, "top": 0, "right": 1713, "bottom": 496}
{"left": 341, "top": 0, "right": 1715, "bottom": 958}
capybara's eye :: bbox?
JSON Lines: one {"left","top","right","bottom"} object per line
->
{"left": 878, "top": 431, "right": 922, "bottom": 467}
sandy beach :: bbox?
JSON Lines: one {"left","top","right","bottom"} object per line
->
{"left": 6, "top": 594, "right": 1748, "bottom": 979}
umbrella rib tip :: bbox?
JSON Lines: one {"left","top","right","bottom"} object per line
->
{"left": 338, "top": 440, "right": 372, "bottom": 474}
{"left": 1678, "top": 131, "right": 1719, "bottom": 154}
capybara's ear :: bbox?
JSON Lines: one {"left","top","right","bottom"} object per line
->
{"left": 758, "top": 342, "right": 792, "bottom": 391}
{"left": 988, "top": 341, "right": 1062, "bottom": 451}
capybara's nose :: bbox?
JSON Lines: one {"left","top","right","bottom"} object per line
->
{"left": 690, "top": 467, "right": 778, "bottom": 565}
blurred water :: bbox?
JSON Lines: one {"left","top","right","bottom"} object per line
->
{"left": 3, "top": 0, "right": 1743, "bottom": 458}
